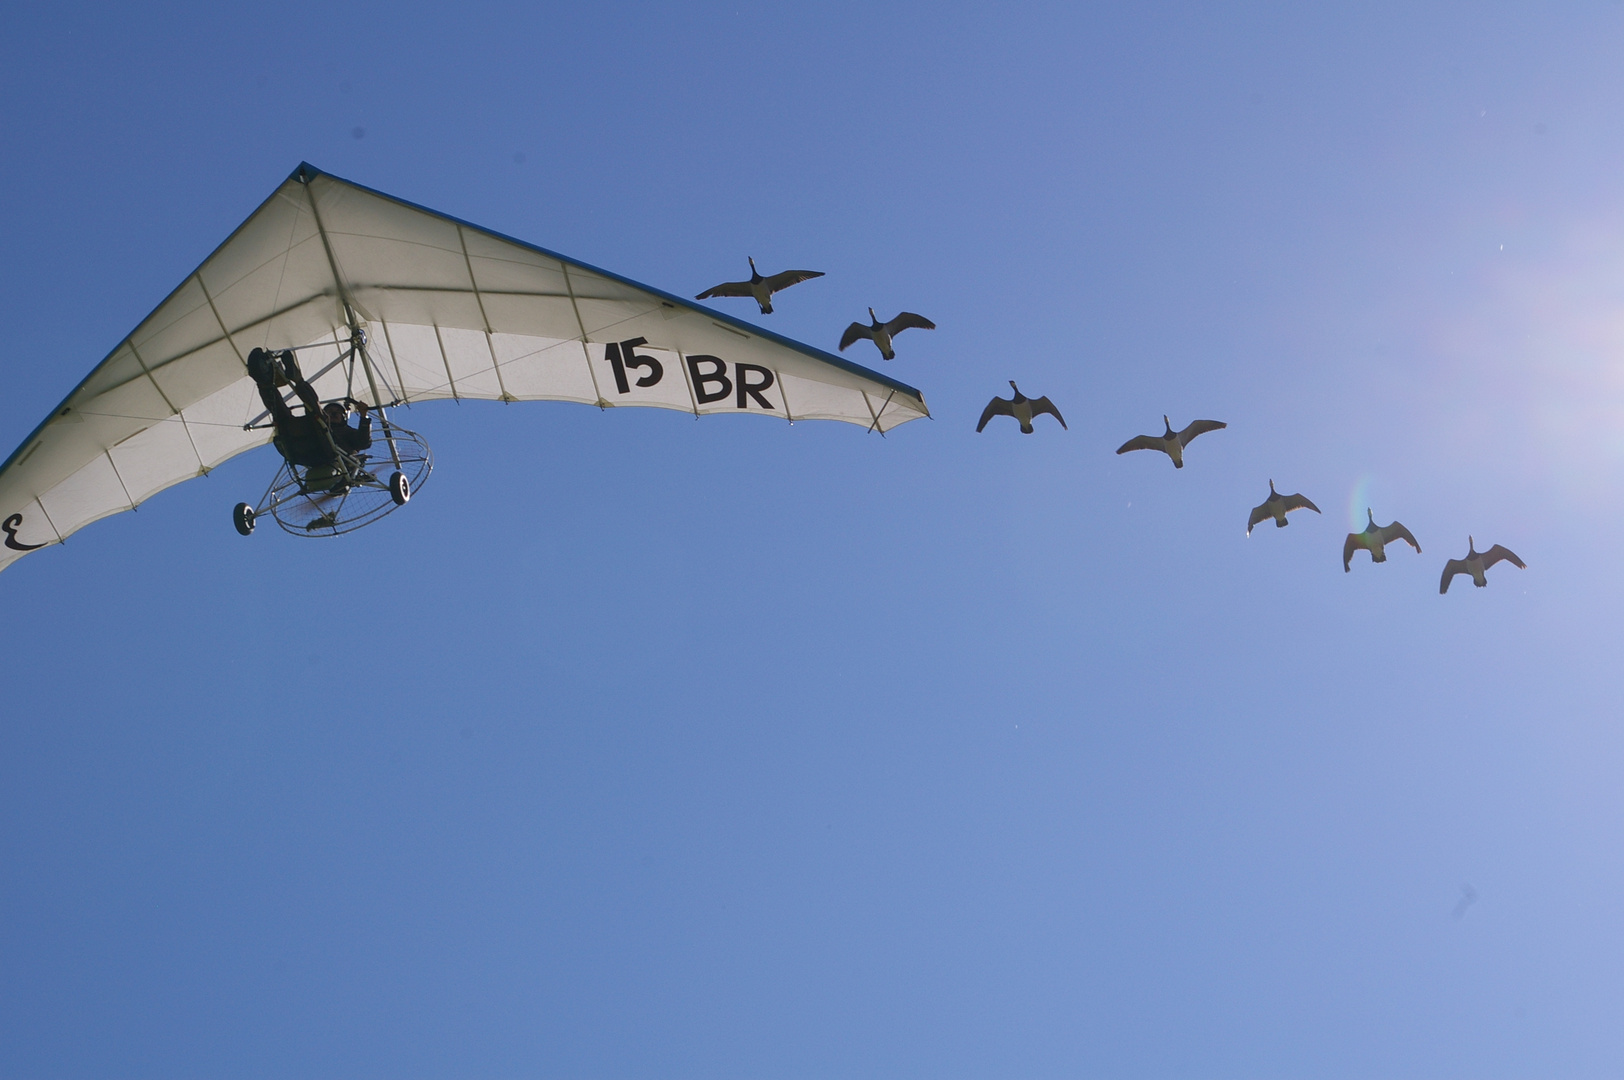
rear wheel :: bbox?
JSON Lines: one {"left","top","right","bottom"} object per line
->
{"left": 233, "top": 502, "right": 256, "bottom": 536}
{"left": 389, "top": 471, "right": 410, "bottom": 505}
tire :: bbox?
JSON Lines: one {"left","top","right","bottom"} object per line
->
{"left": 389, "top": 471, "right": 410, "bottom": 505}
{"left": 233, "top": 502, "right": 256, "bottom": 536}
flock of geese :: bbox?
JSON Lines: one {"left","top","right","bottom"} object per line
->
{"left": 698, "top": 259, "right": 937, "bottom": 358}
{"left": 696, "top": 259, "right": 1525, "bottom": 595}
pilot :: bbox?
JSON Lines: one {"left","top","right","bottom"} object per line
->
{"left": 246, "top": 347, "right": 339, "bottom": 468}
{"left": 324, "top": 399, "right": 372, "bottom": 455}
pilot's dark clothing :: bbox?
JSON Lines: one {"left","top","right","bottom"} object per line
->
{"left": 330, "top": 414, "right": 372, "bottom": 455}
{"left": 247, "top": 347, "right": 339, "bottom": 468}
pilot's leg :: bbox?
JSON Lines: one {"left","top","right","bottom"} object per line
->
{"left": 279, "top": 350, "right": 323, "bottom": 416}
{"left": 247, "top": 348, "right": 294, "bottom": 427}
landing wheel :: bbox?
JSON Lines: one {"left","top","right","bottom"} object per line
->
{"left": 259, "top": 423, "right": 430, "bottom": 536}
{"left": 233, "top": 502, "right": 256, "bottom": 536}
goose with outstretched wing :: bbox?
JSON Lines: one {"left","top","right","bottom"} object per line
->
{"left": 1115, "top": 415, "right": 1226, "bottom": 468}
{"left": 977, "top": 381, "right": 1066, "bottom": 434}
{"left": 1247, "top": 480, "right": 1321, "bottom": 534}
{"left": 695, "top": 257, "right": 823, "bottom": 314}
{"left": 1440, "top": 536, "right": 1525, "bottom": 593}
{"left": 838, "top": 308, "right": 935, "bottom": 360}
{"left": 1343, "top": 508, "right": 1421, "bottom": 571}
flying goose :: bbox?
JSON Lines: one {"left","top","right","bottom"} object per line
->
{"left": 1247, "top": 480, "right": 1321, "bottom": 534}
{"left": 838, "top": 308, "right": 936, "bottom": 360}
{"left": 1115, "top": 415, "right": 1227, "bottom": 468}
{"left": 1440, "top": 536, "right": 1525, "bottom": 593}
{"left": 695, "top": 257, "right": 823, "bottom": 314}
{"left": 977, "top": 381, "right": 1067, "bottom": 433}
{"left": 1343, "top": 508, "right": 1421, "bottom": 571}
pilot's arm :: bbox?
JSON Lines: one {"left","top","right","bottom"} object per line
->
{"left": 353, "top": 402, "right": 372, "bottom": 449}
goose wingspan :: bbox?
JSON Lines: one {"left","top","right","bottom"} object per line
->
{"left": 1481, "top": 544, "right": 1526, "bottom": 570}
{"left": 977, "top": 397, "right": 1015, "bottom": 432}
{"left": 1378, "top": 521, "right": 1421, "bottom": 553}
{"left": 696, "top": 280, "right": 753, "bottom": 300}
{"left": 1176, "top": 419, "right": 1227, "bottom": 446}
{"left": 1246, "top": 502, "right": 1271, "bottom": 535}
{"left": 1116, "top": 434, "right": 1163, "bottom": 455}
{"left": 763, "top": 269, "right": 824, "bottom": 293}
{"left": 885, "top": 312, "right": 936, "bottom": 335}
{"left": 838, "top": 322, "right": 873, "bottom": 351}
{"left": 1440, "top": 558, "right": 1469, "bottom": 593}
{"left": 1030, "top": 396, "right": 1067, "bottom": 429}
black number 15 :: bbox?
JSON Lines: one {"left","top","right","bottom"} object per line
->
{"left": 604, "top": 338, "right": 664, "bottom": 394}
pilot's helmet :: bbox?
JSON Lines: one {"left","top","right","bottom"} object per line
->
{"left": 323, "top": 401, "right": 348, "bottom": 423}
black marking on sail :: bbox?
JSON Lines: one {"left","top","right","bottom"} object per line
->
{"left": 2, "top": 514, "right": 45, "bottom": 551}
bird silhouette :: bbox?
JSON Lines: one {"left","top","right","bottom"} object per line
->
{"left": 1343, "top": 508, "right": 1421, "bottom": 571}
{"left": 838, "top": 308, "right": 935, "bottom": 360}
{"left": 1440, "top": 536, "right": 1525, "bottom": 593}
{"left": 695, "top": 257, "right": 823, "bottom": 314}
{"left": 976, "top": 381, "right": 1066, "bottom": 434}
{"left": 1247, "top": 480, "right": 1321, "bottom": 534}
{"left": 1115, "top": 415, "right": 1227, "bottom": 468}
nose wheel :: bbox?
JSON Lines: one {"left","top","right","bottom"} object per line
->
{"left": 233, "top": 502, "right": 256, "bottom": 536}
{"left": 389, "top": 470, "right": 410, "bottom": 505}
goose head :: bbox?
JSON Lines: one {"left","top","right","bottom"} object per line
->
{"left": 1366, "top": 507, "right": 1377, "bottom": 530}
{"left": 1268, "top": 479, "right": 1278, "bottom": 497}
{"left": 1008, "top": 380, "right": 1025, "bottom": 400}
{"left": 868, "top": 307, "right": 879, "bottom": 324}
{"left": 1162, "top": 415, "right": 1174, "bottom": 437}
{"left": 747, "top": 256, "right": 760, "bottom": 280}
{"left": 1468, "top": 535, "right": 1478, "bottom": 557}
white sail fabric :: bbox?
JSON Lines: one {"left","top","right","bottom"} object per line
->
{"left": 0, "top": 163, "right": 928, "bottom": 573}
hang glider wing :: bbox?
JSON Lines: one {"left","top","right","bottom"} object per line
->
{"left": 0, "top": 163, "right": 928, "bottom": 574}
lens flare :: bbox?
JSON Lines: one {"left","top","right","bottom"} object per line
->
{"left": 1348, "top": 475, "right": 1375, "bottom": 530}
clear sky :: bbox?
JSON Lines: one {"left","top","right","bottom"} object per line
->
{"left": 3, "top": 3, "right": 1623, "bottom": 1077}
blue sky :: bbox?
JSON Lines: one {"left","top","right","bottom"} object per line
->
{"left": 4, "top": 3, "right": 1624, "bottom": 1076}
